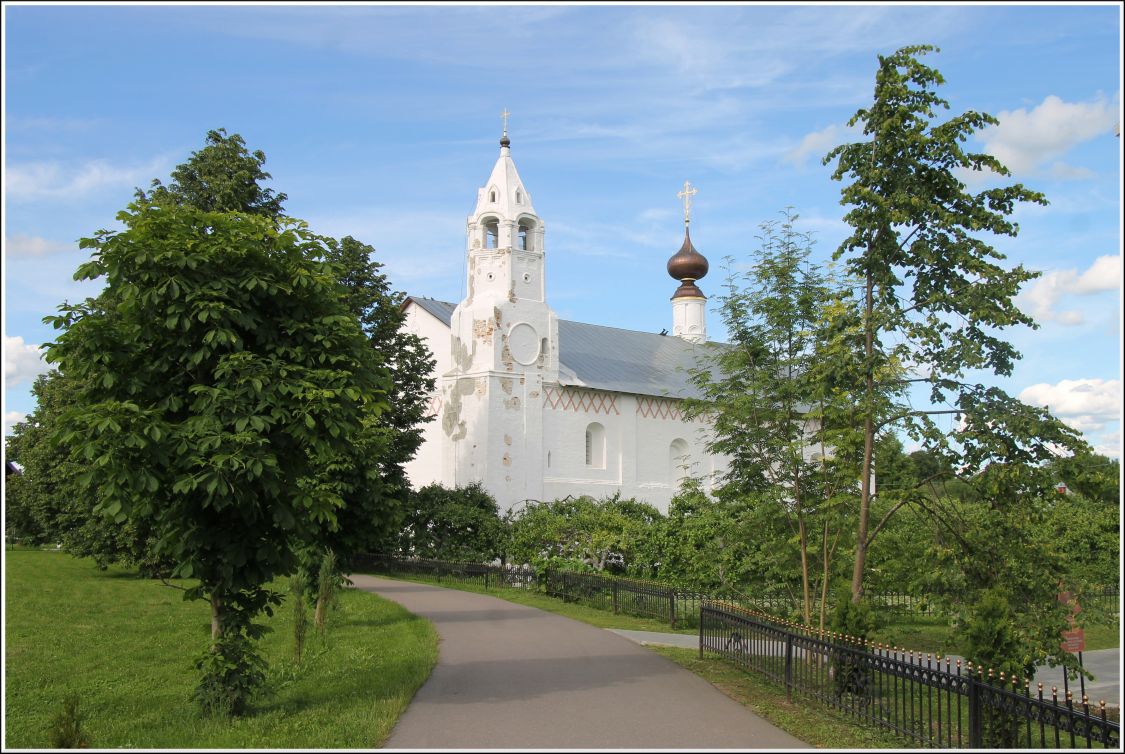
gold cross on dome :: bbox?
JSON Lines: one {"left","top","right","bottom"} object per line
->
{"left": 501, "top": 108, "right": 511, "bottom": 136}
{"left": 677, "top": 180, "right": 698, "bottom": 224}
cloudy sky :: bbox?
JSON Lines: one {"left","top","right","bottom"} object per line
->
{"left": 3, "top": 3, "right": 1122, "bottom": 458}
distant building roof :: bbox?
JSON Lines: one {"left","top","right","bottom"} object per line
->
{"left": 407, "top": 296, "right": 719, "bottom": 399}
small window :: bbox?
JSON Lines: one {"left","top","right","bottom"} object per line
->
{"left": 489, "top": 190, "right": 497, "bottom": 203}
{"left": 585, "top": 422, "right": 606, "bottom": 468}
{"left": 670, "top": 438, "right": 689, "bottom": 484}
{"left": 546, "top": 451, "right": 552, "bottom": 469}
{"left": 516, "top": 189, "right": 522, "bottom": 204}
{"left": 518, "top": 227, "right": 528, "bottom": 250}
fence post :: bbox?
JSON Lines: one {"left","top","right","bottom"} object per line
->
{"left": 484, "top": 569, "right": 490, "bottom": 590}
{"left": 968, "top": 673, "right": 982, "bottom": 748}
{"left": 669, "top": 588, "right": 677, "bottom": 629}
{"left": 784, "top": 631, "right": 794, "bottom": 703}
{"left": 613, "top": 580, "right": 619, "bottom": 614}
{"left": 699, "top": 605, "right": 705, "bottom": 659}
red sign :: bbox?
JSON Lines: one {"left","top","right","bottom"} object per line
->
{"left": 1062, "top": 628, "right": 1086, "bottom": 653}
{"left": 1058, "top": 591, "right": 1085, "bottom": 653}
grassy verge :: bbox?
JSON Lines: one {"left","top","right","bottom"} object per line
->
{"left": 872, "top": 612, "right": 1120, "bottom": 654}
{"left": 653, "top": 647, "right": 903, "bottom": 748}
{"left": 5, "top": 550, "right": 438, "bottom": 748}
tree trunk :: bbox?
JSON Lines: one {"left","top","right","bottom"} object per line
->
{"left": 210, "top": 593, "right": 224, "bottom": 644}
{"left": 798, "top": 514, "right": 811, "bottom": 625}
{"left": 851, "top": 269, "right": 876, "bottom": 604}
{"left": 820, "top": 520, "right": 831, "bottom": 632}
{"left": 315, "top": 593, "right": 327, "bottom": 632}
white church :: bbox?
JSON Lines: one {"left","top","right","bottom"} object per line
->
{"left": 401, "top": 127, "right": 731, "bottom": 514}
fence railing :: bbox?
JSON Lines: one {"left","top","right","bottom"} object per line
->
{"left": 700, "top": 600, "right": 1120, "bottom": 749}
{"left": 352, "top": 553, "right": 538, "bottom": 590}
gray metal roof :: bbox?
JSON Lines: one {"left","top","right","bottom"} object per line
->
{"left": 408, "top": 296, "right": 719, "bottom": 399}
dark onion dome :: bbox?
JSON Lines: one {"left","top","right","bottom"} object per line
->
{"left": 667, "top": 227, "right": 709, "bottom": 282}
{"left": 671, "top": 280, "right": 706, "bottom": 300}
{"left": 500, "top": 132, "right": 511, "bottom": 148}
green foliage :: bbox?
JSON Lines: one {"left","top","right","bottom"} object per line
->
{"left": 138, "top": 127, "right": 287, "bottom": 217}
{"left": 314, "top": 548, "right": 343, "bottom": 635}
{"left": 4, "top": 372, "right": 172, "bottom": 575}
{"left": 396, "top": 483, "right": 505, "bottom": 562}
{"left": 48, "top": 694, "right": 89, "bottom": 749}
{"left": 193, "top": 631, "right": 269, "bottom": 717}
{"left": 42, "top": 129, "right": 394, "bottom": 714}
{"left": 829, "top": 588, "right": 877, "bottom": 698}
{"left": 505, "top": 493, "right": 663, "bottom": 574}
{"left": 684, "top": 210, "right": 860, "bottom": 621}
{"left": 315, "top": 236, "right": 436, "bottom": 570}
{"left": 824, "top": 44, "right": 1088, "bottom": 606}
{"left": 655, "top": 480, "right": 760, "bottom": 590}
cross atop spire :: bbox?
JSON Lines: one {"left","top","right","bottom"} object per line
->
{"left": 500, "top": 108, "right": 511, "bottom": 148}
{"left": 677, "top": 180, "right": 698, "bottom": 225}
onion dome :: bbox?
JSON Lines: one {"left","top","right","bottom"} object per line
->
{"left": 667, "top": 228, "right": 709, "bottom": 299}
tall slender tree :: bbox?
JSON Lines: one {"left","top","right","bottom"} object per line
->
{"left": 824, "top": 45, "right": 1086, "bottom": 603}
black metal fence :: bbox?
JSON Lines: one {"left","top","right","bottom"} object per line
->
{"left": 701, "top": 600, "right": 1120, "bottom": 749}
{"left": 352, "top": 553, "right": 538, "bottom": 591}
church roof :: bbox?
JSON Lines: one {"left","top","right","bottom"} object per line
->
{"left": 407, "top": 297, "right": 719, "bottom": 400}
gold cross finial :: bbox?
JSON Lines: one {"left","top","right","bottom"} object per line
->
{"left": 501, "top": 108, "right": 511, "bottom": 137}
{"left": 677, "top": 180, "right": 698, "bottom": 225}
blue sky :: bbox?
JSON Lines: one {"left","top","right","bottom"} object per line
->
{"left": 3, "top": 3, "right": 1122, "bottom": 458}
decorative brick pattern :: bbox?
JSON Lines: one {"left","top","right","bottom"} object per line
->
{"left": 426, "top": 392, "right": 443, "bottom": 418}
{"left": 543, "top": 385, "right": 619, "bottom": 415}
{"left": 636, "top": 396, "right": 705, "bottom": 422}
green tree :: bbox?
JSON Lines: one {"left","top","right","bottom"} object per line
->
{"left": 45, "top": 197, "right": 390, "bottom": 714}
{"left": 685, "top": 211, "right": 860, "bottom": 625}
{"left": 506, "top": 494, "right": 663, "bottom": 575}
{"left": 139, "top": 127, "right": 287, "bottom": 217}
{"left": 823, "top": 44, "right": 1086, "bottom": 603}
{"left": 396, "top": 483, "right": 505, "bottom": 562}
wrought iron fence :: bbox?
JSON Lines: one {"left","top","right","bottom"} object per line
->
{"left": 700, "top": 600, "right": 1120, "bottom": 749}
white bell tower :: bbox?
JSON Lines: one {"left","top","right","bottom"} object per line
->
{"left": 440, "top": 113, "right": 558, "bottom": 509}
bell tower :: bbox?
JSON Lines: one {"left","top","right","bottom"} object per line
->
{"left": 441, "top": 113, "right": 558, "bottom": 509}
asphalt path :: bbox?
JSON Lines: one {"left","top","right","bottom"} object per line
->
{"left": 352, "top": 575, "right": 807, "bottom": 749}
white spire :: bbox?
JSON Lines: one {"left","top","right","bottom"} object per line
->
{"left": 471, "top": 141, "right": 536, "bottom": 222}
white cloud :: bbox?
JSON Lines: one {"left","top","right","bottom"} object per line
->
{"left": 4, "top": 336, "right": 52, "bottom": 387}
{"left": 3, "top": 414, "right": 28, "bottom": 436}
{"left": 785, "top": 123, "right": 864, "bottom": 166}
{"left": 4, "top": 234, "right": 75, "bottom": 258}
{"left": 1018, "top": 254, "right": 1121, "bottom": 326}
{"left": 6, "top": 156, "right": 168, "bottom": 202}
{"left": 1019, "top": 378, "right": 1121, "bottom": 434}
{"left": 976, "top": 93, "right": 1118, "bottom": 175}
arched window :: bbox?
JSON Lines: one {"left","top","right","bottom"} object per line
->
{"left": 546, "top": 451, "right": 552, "bottom": 469}
{"left": 518, "top": 219, "right": 534, "bottom": 250}
{"left": 489, "top": 189, "right": 497, "bottom": 203}
{"left": 483, "top": 219, "right": 499, "bottom": 249}
{"left": 669, "top": 438, "right": 689, "bottom": 484}
{"left": 585, "top": 422, "right": 606, "bottom": 468}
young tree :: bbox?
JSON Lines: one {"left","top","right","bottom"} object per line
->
{"left": 823, "top": 45, "right": 1086, "bottom": 603}
{"left": 45, "top": 198, "right": 391, "bottom": 714}
{"left": 685, "top": 211, "right": 860, "bottom": 625}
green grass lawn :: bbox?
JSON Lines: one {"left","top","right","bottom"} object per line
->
{"left": 872, "top": 612, "right": 1120, "bottom": 656}
{"left": 4, "top": 550, "right": 438, "bottom": 748}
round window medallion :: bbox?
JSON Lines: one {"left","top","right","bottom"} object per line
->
{"left": 507, "top": 322, "right": 541, "bottom": 365}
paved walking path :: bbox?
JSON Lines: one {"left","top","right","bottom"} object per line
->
{"left": 609, "top": 629, "right": 1122, "bottom": 708}
{"left": 352, "top": 575, "right": 806, "bottom": 749}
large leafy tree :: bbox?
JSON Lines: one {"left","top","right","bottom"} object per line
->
{"left": 823, "top": 45, "right": 1086, "bottom": 604}
{"left": 45, "top": 192, "right": 390, "bottom": 713}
